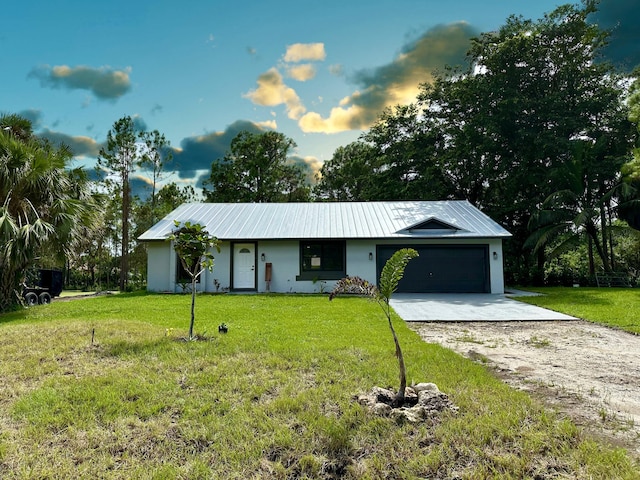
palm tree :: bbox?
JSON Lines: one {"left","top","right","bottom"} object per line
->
{"left": 526, "top": 150, "right": 614, "bottom": 275}
{"left": 0, "top": 114, "right": 99, "bottom": 312}
{"left": 329, "top": 248, "right": 418, "bottom": 406}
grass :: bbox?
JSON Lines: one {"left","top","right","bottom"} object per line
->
{"left": 0, "top": 292, "right": 638, "bottom": 479}
{"left": 516, "top": 287, "right": 640, "bottom": 334}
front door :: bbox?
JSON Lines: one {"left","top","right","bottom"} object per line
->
{"left": 233, "top": 243, "right": 256, "bottom": 289}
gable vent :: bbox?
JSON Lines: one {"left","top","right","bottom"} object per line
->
{"left": 409, "top": 219, "right": 459, "bottom": 231}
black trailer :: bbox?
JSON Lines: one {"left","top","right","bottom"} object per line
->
{"left": 23, "top": 269, "right": 63, "bottom": 306}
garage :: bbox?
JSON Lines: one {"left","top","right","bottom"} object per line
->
{"left": 376, "top": 245, "right": 490, "bottom": 293}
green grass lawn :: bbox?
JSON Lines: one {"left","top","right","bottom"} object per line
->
{"left": 0, "top": 293, "right": 638, "bottom": 479}
{"left": 516, "top": 287, "right": 640, "bottom": 334}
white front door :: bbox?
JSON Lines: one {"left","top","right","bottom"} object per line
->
{"left": 233, "top": 243, "right": 256, "bottom": 289}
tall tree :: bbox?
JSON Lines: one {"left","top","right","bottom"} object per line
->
{"left": 313, "top": 141, "right": 376, "bottom": 201}
{"left": 349, "top": 2, "right": 635, "bottom": 283}
{"left": 138, "top": 129, "right": 172, "bottom": 223}
{"left": 97, "top": 117, "right": 171, "bottom": 291}
{"left": 618, "top": 71, "right": 640, "bottom": 231}
{"left": 0, "top": 114, "right": 96, "bottom": 312}
{"left": 97, "top": 116, "right": 138, "bottom": 291}
{"left": 203, "top": 131, "right": 309, "bottom": 202}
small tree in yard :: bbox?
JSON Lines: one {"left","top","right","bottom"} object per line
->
{"left": 169, "top": 221, "right": 220, "bottom": 340}
{"left": 329, "top": 248, "right": 418, "bottom": 406}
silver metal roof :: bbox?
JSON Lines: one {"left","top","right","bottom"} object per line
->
{"left": 138, "top": 201, "right": 512, "bottom": 241}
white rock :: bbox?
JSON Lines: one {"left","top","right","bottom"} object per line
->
{"left": 412, "top": 382, "right": 440, "bottom": 394}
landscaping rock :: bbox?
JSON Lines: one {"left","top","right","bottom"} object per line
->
{"left": 356, "top": 384, "right": 458, "bottom": 423}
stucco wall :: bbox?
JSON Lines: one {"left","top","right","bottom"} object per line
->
{"left": 146, "top": 242, "right": 172, "bottom": 292}
{"left": 146, "top": 237, "right": 505, "bottom": 294}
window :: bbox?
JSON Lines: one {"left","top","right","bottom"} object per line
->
{"left": 297, "top": 241, "right": 345, "bottom": 280}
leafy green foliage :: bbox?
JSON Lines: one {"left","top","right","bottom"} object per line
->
{"left": 169, "top": 221, "right": 220, "bottom": 339}
{"left": 0, "top": 114, "right": 97, "bottom": 312}
{"left": 203, "top": 130, "right": 309, "bottom": 202}
{"left": 330, "top": 248, "right": 418, "bottom": 405}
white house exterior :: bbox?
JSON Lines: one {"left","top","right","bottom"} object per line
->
{"left": 138, "top": 201, "right": 512, "bottom": 295}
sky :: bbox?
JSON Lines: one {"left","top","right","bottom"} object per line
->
{"left": 2, "top": 0, "right": 639, "bottom": 195}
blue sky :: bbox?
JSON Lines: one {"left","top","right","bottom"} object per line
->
{"left": 3, "top": 1, "right": 638, "bottom": 193}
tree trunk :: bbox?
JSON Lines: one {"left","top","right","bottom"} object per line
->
{"left": 120, "top": 171, "right": 130, "bottom": 291}
{"left": 588, "top": 236, "right": 595, "bottom": 275}
{"left": 189, "top": 276, "right": 196, "bottom": 339}
{"left": 586, "top": 222, "right": 611, "bottom": 272}
{"left": 600, "top": 202, "right": 609, "bottom": 266}
{"left": 387, "top": 316, "right": 407, "bottom": 406}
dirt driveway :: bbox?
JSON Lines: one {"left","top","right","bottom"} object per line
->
{"left": 409, "top": 320, "right": 640, "bottom": 457}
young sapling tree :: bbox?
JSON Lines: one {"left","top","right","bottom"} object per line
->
{"left": 329, "top": 248, "right": 418, "bottom": 406}
{"left": 170, "top": 221, "right": 220, "bottom": 340}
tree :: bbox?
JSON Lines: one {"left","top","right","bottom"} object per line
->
{"left": 526, "top": 148, "right": 614, "bottom": 275}
{"left": 352, "top": 2, "right": 635, "bottom": 283}
{"left": 138, "top": 129, "right": 172, "bottom": 223}
{"left": 0, "top": 114, "right": 96, "bottom": 312}
{"left": 97, "top": 116, "right": 138, "bottom": 291}
{"left": 329, "top": 248, "right": 418, "bottom": 406}
{"left": 203, "top": 131, "right": 309, "bottom": 202}
{"left": 98, "top": 117, "right": 172, "bottom": 291}
{"left": 618, "top": 71, "right": 640, "bottom": 231}
{"left": 314, "top": 141, "right": 376, "bottom": 201}
{"left": 169, "top": 221, "right": 220, "bottom": 340}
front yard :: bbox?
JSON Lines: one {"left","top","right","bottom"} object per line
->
{"left": 0, "top": 293, "right": 637, "bottom": 479}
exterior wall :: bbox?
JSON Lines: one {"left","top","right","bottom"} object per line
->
{"left": 203, "top": 241, "right": 231, "bottom": 292}
{"left": 146, "top": 242, "right": 172, "bottom": 292}
{"left": 487, "top": 238, "right": 505, "bottom": 294}
{"left": 146, "top": 237, "right": 505, "bottom": 295}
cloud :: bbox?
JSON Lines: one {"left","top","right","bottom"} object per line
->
{"left": 298, "top": 22, "right": 477, "bottom": 133}
{"left": 329, "top": 64, "right": 344, "bottom": 76}
{"left": 588, "top": 0, "right": 640, "bottom": 72}
{"left": 287, "top": 64, "right": 317, "bottom": 81}
{"left": 167, "top": 120, "right": 267, "bottom": 183}
{"left": 288, "top": 155, "right": 322, "bottom": 184}
{"left": 284, "top": 43, "right": 326, "bottom": 62}
{"left": 131, "top": 115, "right": 148, "bottom": 133}
{"left": 37, "top": 128, "right": 101, "bottom": 157}
{"left": 243, "top": 68, "right": 306, "bottom": 120}
{"left": 28, "top": 64, "right": 132, "bottom": 100}
{"left": 256, "top": 119, "right": 278, "bottom": 130}
{"left": 18, "top": 109, "right": 43, "bottom": 129}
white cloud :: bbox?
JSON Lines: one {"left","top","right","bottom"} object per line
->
{"left": 257, "top": 119, "right": 278, "bottom": 129}
{"left": 284, "top": 43, "right": 326, "bottom": 62}
{"left": 243, "top": 68, "right": 306, "bottom": 120}
{"left": 287, "top": 64, "right": 316, "bottom": 81}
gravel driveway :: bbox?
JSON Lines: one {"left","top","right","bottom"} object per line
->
{"left": 409, "top": 320, "right": 640, "bottom": 458}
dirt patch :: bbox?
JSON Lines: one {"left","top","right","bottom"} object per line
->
{"left": 410, "top": 320, "right": 640, "bottom": 457}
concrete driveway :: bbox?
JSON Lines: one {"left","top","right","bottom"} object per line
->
{"left": 390, "top": 292, "right": 577, "bottom": 322}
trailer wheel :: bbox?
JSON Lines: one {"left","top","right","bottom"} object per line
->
{"left": 24, "top": 292, "right": 38, "bottom": 307}
{"left": 39, "top": 292, "right": 52, "bottom": 305}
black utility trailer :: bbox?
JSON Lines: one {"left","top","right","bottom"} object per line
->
{"left": 23, "top": 269, "right": 63, "bottom": 306}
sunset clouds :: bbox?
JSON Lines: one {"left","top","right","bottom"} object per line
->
{"left": 243, "top": 68, "right": 306, "bottom": 120}
{"left": 244, "top": 23, "right": 477, "bottom": 135}
{"left": 298, "top": 22, "right": 477, "bottom": 133}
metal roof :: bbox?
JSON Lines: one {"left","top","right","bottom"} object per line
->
{"left": 138, "top": 201, "right": 512, "bottom": 241}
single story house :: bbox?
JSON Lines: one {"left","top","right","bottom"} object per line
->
{"left": 138, "top": 201, "right": 512, "bottom": 295}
